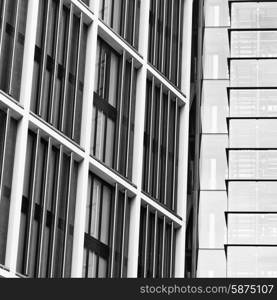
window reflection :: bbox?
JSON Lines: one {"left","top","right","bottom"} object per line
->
{"left": 228, "top": 247, "right": 277, "bottom": 277}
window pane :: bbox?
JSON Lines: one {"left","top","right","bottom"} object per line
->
{"left": 197, "top": 250, "right": 226, "bottom": 278}
{"left": 232, "top": 31, "right": 277, "bottom": 57}
{"left": 229, "top": 150, "right": 277, "bottom": 179}
{"left": 201, "top": 80, "right": 229, "bottom": 133}
{"left": 204, "top": 0, "right": 230, "bottom": 27}
{"left": 229, "top": 182, "right": 277, "bottom": 212}
{"left": 203, "top": 28, "right": 229, "bottom": 79}
{"left": 230, "top": 89, "right": 277, "bottom": 117}
{"left": 228, "top": 247, "right": 277, "bottom": 277}
{"left": 200, "top": 135, "right": 228, "bottom": 190}
{"left": 230, "top": 119, "right": 277, "bottom": 148}
{"left": 232, "top": 2, "right": 277, "bottom": 29}
{"left": 199, "top": 191, "right": 227, "bottom": 248}
{"left": 228, "top": 214, "right": 277, "bottom": 244}
{"left": 231, "top": 60, "right": 277, "bottom": 87}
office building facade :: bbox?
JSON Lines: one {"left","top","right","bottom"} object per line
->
{"left": 1, "top": 0, "right": 276, "bottom": 279}
{"left": 194, "top": 0, "right": 277, "bottom": 278}
{"left": 0, "top": 0, "right": 193, "bottom": 278}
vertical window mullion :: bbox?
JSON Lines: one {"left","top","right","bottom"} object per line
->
{"left": 153, "top": 0, "right": 158, "bottom": 66}
{"left": 116, "top": 51, "right": 126, "bottom": 171}
{"left": 96, "top": 43, "right": 103, "bottom": 96}
{"left": 132, "top": 0, "right": 138, "bottom": 47}
{"left": 37, "top": 138, "right": 52, "bottom": 277}
{"left": 97, "top": 182, "right": 104, "bottom": 243}
{"left": 177, "top": 0, "right": 182, "bottom": 87}
{"left": 38, "top": 0, "right": 52, "bottom": 116}
{"left": 169, "top": 0, "right": 174, "bottom": 81}
{"left": 72, "top": 14, "right": 83, "bottom": 141}
{"left": 161, "top": 216, "right": 166, "bottom": 278}
{"left": 0, "top": 0, "right": 8, "bottom": 67}
{"left": 120, "top": 190, "right": 128, "bottom": 277}
{"left": 25, "top": 130, "right": 40, "bottom": 276}
{"left": 143, "top": 205, "right": 150, "bottom": 278}
{"left": 61, "top": 4, "right": 73, "bottom": 132}
{"left": 125, "top": 58, "right": 134, "bottom": 178}
{"left": 147, "top": 77, "right": 155, "bottom": 193}
{"left": 161, "top": 0, "right": 167, "bottom": 73}
{"left": 169, "top": 222, "right": 174, "bottom": 278}
{"left": 102, "top": 51, "right": 108, "bottom": 100}
{"left": 61, "top": 153, "right": 74, "bottom": 277}
{"left": 110, "top": 183, "right": 119, "bottom": 278}
{"left": 152, "top": 210, "right": 158, "bottom": 278}
{"left": 87, "top": 174, "right": 93, "bottom": 238}
{"left": 0, "top": 108, "right": 10, "bottom": 197}
{"left": 172, "top": 100, "right": 178, "bottom": 211}
{"left": 164, "top": 92, "right": 170, "bottom": 206}
{"left": 50, "top": 0, "right": 64, "bottom": 124}
{"left": 155, "top": 84, "right": 163, "bottom": 199}
{"left": 123, "top": 0, "right": 128, "bottom": 39}
{"left": 110, "top": 0, "right": 115, "bottom": 29}
{"left": 49, "top": 145, "right": 63, "bottom": 277}
{"left": 8, "top": 0, "right": 20, "bottom": 94}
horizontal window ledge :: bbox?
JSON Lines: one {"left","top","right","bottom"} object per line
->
{"left": 89, "top": 155, "right": 137, "bottom": 191}
{"left": 226, "top": 147, "right": 277, "bottom": 151}
{"left": 226, "top": 179, "right": 277, "bottom": 183}
{"left": 227, "top": 86, "right": 277, "bottom": 90}
{"left": 229, "top": 28, "right": 277, "bottom": 32}
{"left": 224, "top": 243, "right": 277, "bottom": 256}
{"left": 227, "top": 117, "right": 277, "bottom": 120}
{"left": 228, "top": 0, "right": 277, "bottom": 3}
{"left": 228, "top": 57, "right": 277, "bottom": 61}
{"left": 226, "top": 211, "right": 277, "bottom": 214}
{"left": 224, "top": 211, "right": 277, "bottom": 223}
{"left": 141, "top": 190, "right": 182, "bottom": 222}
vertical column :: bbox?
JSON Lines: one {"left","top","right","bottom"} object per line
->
{"left": 174, "top": 0, "right": 193, "bottom": 277}
{"left": 127, "top": 0, "right": 150, "bottom": 277}
{"left": 5, "top": 0, "right": 40, "bottom": 273}
{"left": 71, "top": 2, "right": 99, "bottom": 277}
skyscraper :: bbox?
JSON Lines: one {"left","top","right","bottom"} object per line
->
{"left": 194, "top": 0, "right": 277, "bottom": 278}
{"left": 0, "top": 0, "right": 193, "bottom": 278}
{"left": 1, "top": 0, "right": 276, "bottom": 280}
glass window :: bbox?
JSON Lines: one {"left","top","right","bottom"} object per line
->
{"left": 231, "top": 31, "right": 277, "bottom": 58}
{"left": 148, "top": 0, "right": 183, "bottom": 87}
{"left": 200, "top": 135, "right": 228, "bottom": 190}
{"left": 142, "top": 79, "right": 180, "bottom": 211}
{"left": 17, "top": 131, "right": 78, "bottom": 278}
{"left": 204, "top": 0, "right": 230, "bottom": 27}
{"left": 83, "top": 174, "right": 131, "bottom": 278}
{"left": 229, "top": 182, "right": 277, "bottom": 212}
{"left": 197, "top": 250, "right": 226, "bottom": 278}
{"left": 232, "top": 2, "right": 277, "bottom": 29}
{"left": 0, "top": 0, "right": 28, "bottom": 101}
{"left": 0, "top": 110, "right": 17, "bottom": 265}
{"left": 229, "top": 150, "right": 277, "bottom": 180}
{"left": 201, "top": 80, "right": 229, "bottom": 133}
{"left": 99, "top": 0, "right": 140, "bottom": 48}
{"left": 230, "top": 89, "right": 277, "bottom": 117}
{"left": 229, "top": 119, "right": 277, "bottom": 148}
{"left": 203, "top": 28, "right": 229, "bottom": 79}
{"left": 31, "top": 0, "right": 88, "bottom": 144}
{"left": 199, "top": 191, "right": 227, "bottom": 249}
{"left": 228, "top": 246, "right": 277, "bottom": 277}
{"left": 231, "top": 60, "right": 277, "bottom": 87}
{"left": 138, "top": 206, "right": 176, "bottom": 278}
{"left": 91, "top": 39, "right": 137, "bottom": 179}
{"left": 228, "top": 214, "right": 277, "bottom": 245}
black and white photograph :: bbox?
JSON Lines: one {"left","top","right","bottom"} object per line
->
{"left": 0, "top": 0, "right": 276, "bottom": 299}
